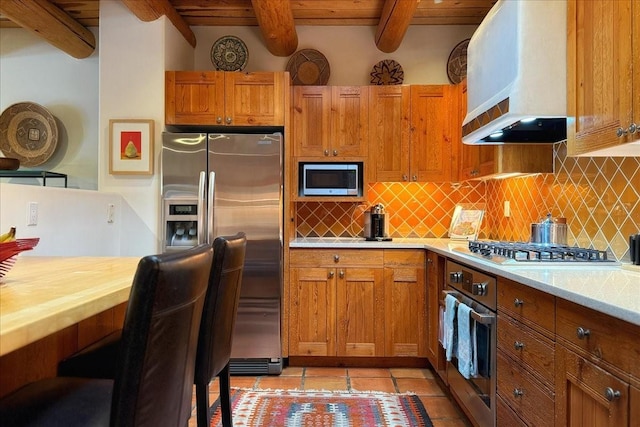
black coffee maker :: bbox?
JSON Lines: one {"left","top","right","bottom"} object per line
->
{"left": 366, "top": 203, "right": 392, "bottom": 241}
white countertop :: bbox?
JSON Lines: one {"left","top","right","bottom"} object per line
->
{"left": 290, "top": 237, "right": 640, "bottom": 326}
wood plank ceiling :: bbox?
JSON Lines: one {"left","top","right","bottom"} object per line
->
{"left": 0, "top": 0, "right": 496, "bottom": 59}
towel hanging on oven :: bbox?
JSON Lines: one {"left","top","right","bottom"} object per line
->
{"left": 443, "top": 293, "right": 458, "bottom": 361}
{"left": 457, "top": 302, "right": 477, "bottom": 379}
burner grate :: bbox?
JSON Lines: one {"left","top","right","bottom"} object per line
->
{"left": 468, "top": 241, "right": 613, "bottom": 263}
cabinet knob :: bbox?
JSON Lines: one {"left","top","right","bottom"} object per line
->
{"left": 513, "top": 388, "right": 524, "bottom": 398}
{"left": 514, "top": 298, "right": 524, "bottom": 307}
{"left": 225, "top": 117, "right": 232, "bottom": 124}
{"left": 402, "top": 175, "right": 409, "bottom": 181}
{"left": 339, "top": 270, "right": 344, "bottom": 278}
{"left": 628, "top": 123, "right": 638, "bottom": 134}
{"left": 412, "top": 175, "right": 417, "bottom": 181}
{"left": 576, "top": 326, "right": 591, "bottom": 339}
{"left": 616, "top": 127, "right": 628, "bottom": 137}
{"left": 333, "top": 254, "right": 340, "bottom": 263}
{"left": 605, "top": 387, "right": 621, "bottom": 401}
{"left": 216, "top": 117, "right": 223, "bottom": 124}
{"left": 332, "top": 150, "right": 338, "bottom": 156}
{"left": 328, "top": 271, "right": 335, "bottom": 279}
{"left": 324, "top": 150, "right": 329, "bottom": 156}
{"left": 514, "top": 341, "right": 525, "bottom": 350}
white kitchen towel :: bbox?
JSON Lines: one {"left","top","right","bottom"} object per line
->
{"left": 457, "top": 302, "right": 477, "bottom": 379}
{"left": 444, "top": 293, "right": 458, "bottom": 361}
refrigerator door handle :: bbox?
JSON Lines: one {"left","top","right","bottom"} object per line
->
{"left": 208, "top": 171, "right": 215, "bottom": 244}
{"left": 197, "top": 171, "right": 206, "bottom": 245}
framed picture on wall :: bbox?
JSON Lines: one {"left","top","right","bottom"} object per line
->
{"left": 108, "top": 119, "right": 154, "bottom": 175}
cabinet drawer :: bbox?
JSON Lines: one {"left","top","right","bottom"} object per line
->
{"left": 497, "top": 350, "right": 554, "bottom": 427}
{"left": 498, "top": 277, "right": 555, "bottom": 338}
{"left": 556, "top": 298, "right": 640, "bottom": 375}
{"left": 496, "top": 394, "right": 527, "bottom": 427}
{"left": 383, "top": 250, "right": 425, "bottom": 267}
{"left": 290, "top": 249, "right": 383, "bottom": 267}
{"left": 497, "top": 314, "right": 555, "bottom": 386}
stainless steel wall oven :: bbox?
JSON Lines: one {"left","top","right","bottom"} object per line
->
{"left": 442, "top": 260, "right": 497, "bottom": 427}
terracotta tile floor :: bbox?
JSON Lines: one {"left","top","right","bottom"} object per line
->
{"left": 189, "top": 366, "right": 471, "bottom": 427}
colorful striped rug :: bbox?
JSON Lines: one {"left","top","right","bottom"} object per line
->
{"left": 209, "top": 388, "right": 434, "bottom": 427}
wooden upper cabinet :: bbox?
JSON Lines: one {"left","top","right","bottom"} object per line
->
{"left": 410, "top": 85, "right": 458, "bottom": 182}
{"left": 292, "top": 86, "right": 368, "bottom": 159}
{"left": 165, "top": 71, "right": 286, "bottom": 126}
{"left": 369, "top": 85, "right": 411, "bottom": 182}
{"left": 458, "top": 80, "right": 495, "bottom": 181}
{"left": 567, "top": 0, "right": 639, "bottom": 155}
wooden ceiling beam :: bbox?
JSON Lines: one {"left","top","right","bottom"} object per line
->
{"left": 121, "top": 0, "right": 196, "bottom": 48}
{"left": 375, "top": 0, "right": 420, "bottom": 53}
{"left": 250, "top": 0, "right": 298, "bottom": 56}
{"left": 0, "top": 0, "right": 95, "bottom": 59}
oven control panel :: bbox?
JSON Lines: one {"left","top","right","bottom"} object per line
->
{"left": 446, "top": 260, "right": 497, "bottom": 311}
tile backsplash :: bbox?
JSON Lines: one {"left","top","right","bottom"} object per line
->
{"left": 295, "top": 142, "right": 640, "bottom": 261}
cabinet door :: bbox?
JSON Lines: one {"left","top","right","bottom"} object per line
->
{"left": 426, "top": 251, "right": 445, "bottom": 372}
{"left": 292, "top": 86, "right": 331, "bottom": 157}
{"left": 555, "top": 346, "right": 629, "bottom": 427}
{"left": 336, "top": 267, "right": 385, "bottom": 357}
{"left": 383, "top": 265, "right": 427, "bottom": 357}
{"left": 224, "top": 72, "right": 285, "bottom": 126}
{"left": 567, "top": 0, "right": 635, "bottom": 154}
{"left": 332, "top": 86, "right": 369, "bottom": 158}
{"left": 369, "top": 85, "right": 411, "bottom": 182}
{"left": 289, "top": 267, "right": 336, "bottom": 356}
{"left": 410, "top": 85, "right": 457, "bottom": 182}
{"left": 165, "top": 71, "right": 225, "bottom": 125}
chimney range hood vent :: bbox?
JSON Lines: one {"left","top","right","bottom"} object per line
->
{"left": 462, "top": 0, "right": 567, "bottom": 145}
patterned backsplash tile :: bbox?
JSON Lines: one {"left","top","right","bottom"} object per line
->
{"left": 295, "top": 142, "right": 640, "bottom": 261}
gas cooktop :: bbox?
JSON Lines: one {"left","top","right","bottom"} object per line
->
{"left": 454, "top": 240, "right": 620, "bottom": 265}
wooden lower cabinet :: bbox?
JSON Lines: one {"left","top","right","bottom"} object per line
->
{"left": 425, "top": 250, "right": 446, "bottom": 377}
{"left": 289, "top": 249, "right": 426, "bottom": 358}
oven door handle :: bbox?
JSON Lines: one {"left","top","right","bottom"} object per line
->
{"left": 441, "top": 290, "right": 495, "bottom": 325}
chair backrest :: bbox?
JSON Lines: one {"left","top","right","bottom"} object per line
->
{"left": 194, "top": 232, "right": 247, "bottom": 385}
{"left": 110, "top": 244, "right": 213, "bottom": 427}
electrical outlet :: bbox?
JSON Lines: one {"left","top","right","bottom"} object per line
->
{"left": 27, "top": 202, "right": 38, "bottom": 226}
{"left": 107, "top": 203, "right": 115, "bottom": 223}
{"left": 504, "top": 200, "right": 511, "bottom": 218}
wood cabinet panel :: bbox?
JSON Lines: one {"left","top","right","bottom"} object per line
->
{"left": 497, "top": 277, "right": 555, "bottom": 338}
{"left": 497, "top": 350, "right": 554, "bottom": 426}
{"left": 555, "top": 346, "right": 629, "bottom": 427}
{"left": 497, "top": 314, "right": 555, "bottom": 386}
{"left": 369, "top": 85, "right": 411, "bottom": 182}
{"left": 289, "top": 249, "right": 384, "bottom": 267}
{"left": 567, "top": 0, "right": 638, "bottom": 155}
{"left": 224, "top": 71, "right": 285, "bottom": 125}
{"left": 165, "top": 71, "right": 225, "bottom": 125}
{"left": 336, "top": 267, "right": 384, "bottom": 357}
{"left": 332, "top": 86, "right": 369, "bottom": 158}
{"left": 426, "top": 251, "right": 445, "bottom": 375}
{"left": 496, "top": 394, "right": 527, "bottom": 427}
{"left": 292, "top": 86, "right": 331, "bottom": 157}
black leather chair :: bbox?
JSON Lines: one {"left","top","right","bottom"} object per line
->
{"left": 194, "top": 232, "right": 246, "bottom": 427}
{"left": 56, "top": 233, "right": 247, "bottom": 427}
{"left": 0, "top": 244, "right": 213, "bottom": 427}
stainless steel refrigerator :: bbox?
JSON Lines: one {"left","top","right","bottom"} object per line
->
{"left": 161, "top": 132, "right": 283, "bottom": 375}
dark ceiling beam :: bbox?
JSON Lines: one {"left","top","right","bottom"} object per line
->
{"left": 0, "top": 0, "right": 95, "bottom": 59}
{"left": 120, "top": 0, "right": 196, "bottom": 48}
{"left": 251, "top": 0, "right": 298, "bottom": 56}
{"left": 375, "top": 0, "right": 421, "bottom": 53}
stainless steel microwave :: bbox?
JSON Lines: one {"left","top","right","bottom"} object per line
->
{"left": 300, "top": 162, "right": 362, "bottom": 196}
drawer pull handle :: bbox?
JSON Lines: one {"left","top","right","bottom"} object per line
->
{"left": 576, "top": 327, "right": 591, "bottom": 339}
{"left": 339, "top": 270, "right": 344, "bottom": 279}
{"left": 334, "top": 254, "right": 340, "bottom": 263}
{"left": 514, "top": 341, "right": 525, "bottom": 350}
{"left": 324, "top": 150, "right": 329, "bottom": 156}
{"left": 328, "top": 271, "right": 335, "bottom": 279}
{"left": 513, "top": 388, "right": 524, "bottom": 398}
{"left": 514, "top": 298, "right": 524, "bottom": 307}
{"left": 605, "top": 387, "right": 621, "bottom": 401}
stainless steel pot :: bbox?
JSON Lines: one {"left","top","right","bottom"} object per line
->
{"left": 530, "top": 213, "right": 567, "bottom": 245}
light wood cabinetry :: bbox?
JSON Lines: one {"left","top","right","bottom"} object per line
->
{"left": 555, "top": 299, "right": 640, "bottom": 426}
{"left": 289, "top": 249, "right": 426, "bottom": 358}
{"left": 425, "top": 250, "right": 446, "bottom": 378}
{"left": 567, "top": 0, "right": 640, "bottom": 155}
{"left": 165, "top": 71, "right": 286, "bottom": 126}
{"left": 496, "top": 277, "right": 556, "bottom": 426}
{"left": 292, "top": 86, "right": 369, "bottom": 159}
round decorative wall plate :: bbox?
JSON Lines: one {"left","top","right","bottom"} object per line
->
{"left": 370, "top": 59, "right": 404, "bottom": 85}
{"left": 0, "top": 102, "right": 58, "bottom": 167}
{"left": 211, "top": 35, "right": 249, "bottom": 71}
{"left": 447, "top": 39, "right": 470, "bottom": 84}
{"left": 286, "top": 49, "right": 330, "bottom": 85}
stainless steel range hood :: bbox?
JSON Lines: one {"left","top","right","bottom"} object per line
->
{"left": 462, "top": 0, "right": 567, "bottom": 145}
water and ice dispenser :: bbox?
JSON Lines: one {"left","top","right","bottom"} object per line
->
{"left": 163, "top": 199, "right": 199, "bottom": 251}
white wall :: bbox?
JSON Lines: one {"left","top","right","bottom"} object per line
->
{"left": 0, "top": 28, "right": 100, "bottom": 190}
{"left": 192, "top": 25, "right": 476, "bottom": 85}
